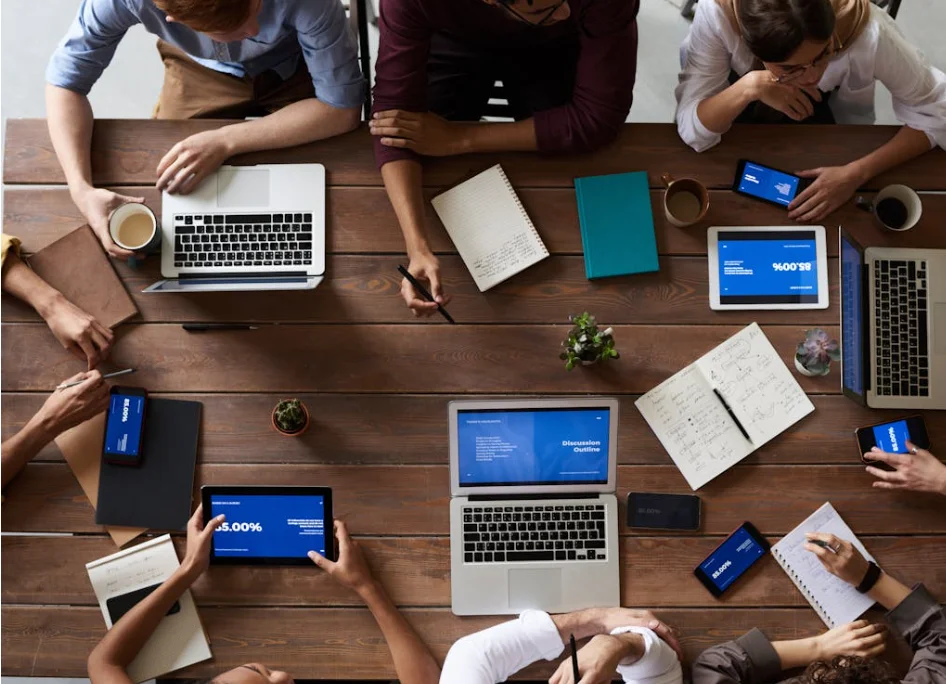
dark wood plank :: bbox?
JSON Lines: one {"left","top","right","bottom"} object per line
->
{"left": 4, "top": 393, "right": 942, "bottom": 466}
{"left": 5, "top": 535, "right": 944, "bottom": 608}
{"left": 0, "top": 324, "right": 844, "bottom": 393}
{"left": 4, "top": 463, "right": 945, "bottom": 535}
{"left": 6, "top": 120, "right": 946, "bottom": 190}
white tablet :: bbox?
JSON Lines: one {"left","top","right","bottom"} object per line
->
{"left": 708, "top": 226, "right": 829, "bottom": 310}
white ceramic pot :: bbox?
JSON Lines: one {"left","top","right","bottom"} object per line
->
{"left": 794, "top": 357, "right": 826, "bottom": 377}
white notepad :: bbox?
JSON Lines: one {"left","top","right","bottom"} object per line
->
{"left": 772, "top": 503, "right": 877, "bottom": 627}
{"left": 635, "top": 323, "right": 814, "bottom": 489}
{"left": 431, "top": 164, "right": 549, "bottom": 291}
{"left": 86, "top": 535, "right": 211, "bottom": 683}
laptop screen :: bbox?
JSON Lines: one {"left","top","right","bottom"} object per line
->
{"left": 457, "top": 407, "right": 611, "bottom": 487}
{"left": 840, "top": 231, "right": 867, "bottom": 403}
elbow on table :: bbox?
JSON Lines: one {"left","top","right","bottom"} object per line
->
{"left": 336, "top": 105, "right": 362, "bottom": 134}
{"left": 676, "top": 115, "right": 720, "bottom": 154}
{"left": 551, "top": 114, "right": 625, "bottom": 155}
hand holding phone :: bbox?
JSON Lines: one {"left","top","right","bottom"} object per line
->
{"left": 856, "top": 416, "right": 930, "bottom": 472}
{"left": 102, "top": 386, "right": 147, "bottom": 466}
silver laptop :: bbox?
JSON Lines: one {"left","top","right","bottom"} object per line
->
{"left": 144, "top": 164, "right": 325, "bottom": 293}
{"left": 449, "top": 398, "right": 620, "bottom": 616}
{"left": 840, "top": 228, "right": 946, "bottom": 409}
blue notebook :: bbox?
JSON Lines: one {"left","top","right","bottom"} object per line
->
{"left": 574, "top": 171, "right": 659, "bottom": 279}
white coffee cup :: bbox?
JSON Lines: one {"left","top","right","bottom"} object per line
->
{"left": 855, "top": 184, "right": 922, "bottom": 232}
{"left": 109, "top": 203, "right": 160, "bottom": 252}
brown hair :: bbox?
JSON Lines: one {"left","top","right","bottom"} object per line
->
{"left": 737, "top": 0, "right": 835, "bottom": 63}
{"left": 153, "top": 0, "right": 256, "bottom": 33}
{"left": 799, "top": 656, "right": 899, "bottom": 684}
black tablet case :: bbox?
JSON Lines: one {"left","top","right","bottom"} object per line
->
{"left": 95, "top": 399, "right": 201, "bottom": 530}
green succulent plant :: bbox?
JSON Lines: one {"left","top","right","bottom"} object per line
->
{"left": 795, "top": 328, "right": 841, "bottom": 376}
{"left": 559, "top": 312, "right": 619, "bottom": 371}
{"left": 273, "top": 398, "right": 308, "bottom": 433}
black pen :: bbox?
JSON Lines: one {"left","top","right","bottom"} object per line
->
{"left": 397, "top": 264, "right": 456, "bottom": 324}
{"left": 183, "top": 323, "right": 259, "bottom": 332}
{"left": 808, "top": 539, "right": 837, "bottom": 553}
{"left": 712, "top": 388, "right": 752, "bottom": 444}
{"left": 570, "top": 634, "right": 580, "bottom": 682}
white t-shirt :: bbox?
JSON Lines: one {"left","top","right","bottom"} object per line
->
{"left": 674, "top": 1, "right": 946, "bottom": 152}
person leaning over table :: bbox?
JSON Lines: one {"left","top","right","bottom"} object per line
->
{"left": 2, "top": 233, "right": 113, "bottom": 368}
{"left": 691, "top": 531, "right": 946, "bottom": 684}
{"left": 367, "top": 0, "right": 639, "bottom": 317}
{"left": 865, "top": 441, "right": 946, "bottom": 496}
{"left": 674, "top": 0, "right": 946, "bottom": 224}
{"left": 45, "top": 0, "right": 365, "bottom": 259}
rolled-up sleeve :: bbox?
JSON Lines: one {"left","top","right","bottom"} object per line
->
{"left": 296, "top": 0, "right": 365, "bottom": 110}
{"left": 887, "top": 584, "right": 946, "bottom": 684}
{"left": 674, "top": 0, "right": 736, "bottom": 152}
{"left": 45, "top": 0, "right": 138, "bottom": 96}
{"left": 692, "top": 628, "right": 784, "bottom": 684}
{"left": 610, "top": 627, "right": 683, "bottom": 684}
{"left": 533, "top": 0, "right": 638, "bottom": 154}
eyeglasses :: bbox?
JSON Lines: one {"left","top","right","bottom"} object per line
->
{"left": 772, "top": 32, "right": 843, "bottom": 84}
{"left": 496, "top": 0, "right": 568, "bottom": 27}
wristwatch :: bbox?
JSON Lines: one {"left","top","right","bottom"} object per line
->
{"left": 855, "top": 561, "right": 882, "bottom": 593}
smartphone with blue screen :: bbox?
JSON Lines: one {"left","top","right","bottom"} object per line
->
{"left": 693, "top": 522, "right": 770, "bottom": 597}
{"left": 732, "top": 159, "right": 809, "bottom": 209}
{"left": 102, "top": 386, "right": 147, "bottom": 466}
{"left": 856, "top": 416, "right": 930, "bottom": 472}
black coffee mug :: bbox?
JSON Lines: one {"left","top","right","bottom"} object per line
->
{"left": 855, "top": 184, "right": 922, "bottom": 232}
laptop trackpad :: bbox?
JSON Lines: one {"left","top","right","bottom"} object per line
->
{"left": 217, "top": 168, "right": 270, "bottom": 207}
{"left": 508, "top": 569, "right": 562, "bottom": 611}
{"left": 935, "top": 303, "right": 946, "bottom": 355}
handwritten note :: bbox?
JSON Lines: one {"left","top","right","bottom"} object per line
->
{"left": 635, "top": 323, "right": 814, "bottom": 489}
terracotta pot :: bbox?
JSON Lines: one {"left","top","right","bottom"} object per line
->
{"left": 271, "top": 402, "right": 310, "bottom": 437}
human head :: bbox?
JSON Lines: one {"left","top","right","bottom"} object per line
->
{"left": 207, "top": 663, "right": 294, "bottom": 684}
{"left": 481, "top": 0, "right": 572, "bottom": 26}
{"left": 799, "top": 655, "right": 899, "bottom": 684}
{"left": 155, "top": 0, "right": 263, "bottom": 42}
{"left": 737, "top": 0, "right": 837, "bottom": 85}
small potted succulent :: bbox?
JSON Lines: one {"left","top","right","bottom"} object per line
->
{"left": 271, "top": 398, "right": 310, "bottom": 436}
{"left": 795, "top": 328, "right": 841, "bottom": 377}
{"left": 560, "top": 312, "right": 619, "bottom": 371}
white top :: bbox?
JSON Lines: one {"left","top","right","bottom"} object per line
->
{"left": 438, "top": 609, "right": 683, "bottom": 684}
{"left": 674, "top": 2, "right": 946, "bottom": 152}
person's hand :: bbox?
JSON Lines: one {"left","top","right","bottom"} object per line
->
{"left": 401, "top": 252, "right": 452, "bottom": 317}
{"left": 43, "top": 296, "right": 113, "bottom": 369}
{"left": 549, "top": 633, "right": 643, "bottom": 684}
{"left": 866, "top": 442, "right": 946, "bottom": 495}
{"left": 73, "top": 187, "right": 146, "bottom": 258}
{"left": 181, "top": 504, "right": 226, "bottom": 579}
{"left": 157, "top": 129, "right": 232, "bottom": 195}
{"left": 308, "top": 520, "right": 377, "bottom": 594}
{"left": 596, "top": 608, "right": 682, "bottom": 661}
{"left": 803, "top": 533, "right": 871, "bottom": 586}
{"left": 370, "top": 110, "right": 466, "bottom": 156}
{"left": 747, "top": 71, "right": 821, "bottom": 122}
{"left": 35, "top": 371, "right": 110, "bottom": 437}
{"left": 787, "top": 164, "right": 864, "bottom": 222}
{"left": 814, "top": 620, "right": 887, "bottom": 660}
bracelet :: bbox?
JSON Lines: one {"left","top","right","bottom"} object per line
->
{"left": 855, "top": 561, "right": 882, "bottom": 593}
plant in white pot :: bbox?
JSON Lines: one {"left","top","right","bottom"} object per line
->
{"left": 795, "top": 328, "right": 841, "bottom": 377}
{"left": 560, "top": 312, "right": 619, "bottom": 371}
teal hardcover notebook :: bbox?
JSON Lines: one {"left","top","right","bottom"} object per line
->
{"left": 574, "top": 171, "right": 659, "bottom": 279}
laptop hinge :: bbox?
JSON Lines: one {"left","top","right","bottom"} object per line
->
{"left": 468, "top": 493, "right": 600, "bottom": 502}
{"left": 862, "top": 262, "right": 872, "bottom": 392}
{"left": 179, "top": 271, "right": 309, "bottom": 280}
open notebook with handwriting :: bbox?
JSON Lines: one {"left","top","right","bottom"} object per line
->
{"left": 635, "top": 323, "right": 814, "bottom": 489}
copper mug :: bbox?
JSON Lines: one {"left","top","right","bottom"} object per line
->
{"left": 661, "top": 173, "right": 709, "bottom": 228}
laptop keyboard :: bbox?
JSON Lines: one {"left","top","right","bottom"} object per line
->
{"left": 172, "top": 213, "right": 314, "bottom": 269}
{"left": 874, "top": 259, "right": 929, "bottom": 397}
{"left": 462, "top": 503, "right": 607, "bottom": 564}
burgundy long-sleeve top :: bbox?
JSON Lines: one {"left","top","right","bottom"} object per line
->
{"left": 371, "top": 0, "right": 639, "bottom": 168}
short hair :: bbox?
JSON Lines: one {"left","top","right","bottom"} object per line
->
{"left": 153, "top": 0, "right": 255, "bottom": 33}
{"left": 799, "top": 656, "right": 899, "bottom": 684}
{"left": 737, "top": 0, "right": 836, "bottom": 63}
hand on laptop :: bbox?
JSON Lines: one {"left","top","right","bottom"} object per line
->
{"left": 182, "top": 504, "right": 226, "bottom": 580}
{"left": 157, "top": 130, "right": 232, "bottom": 196}
{"left": 43, "top": 296, "right": 113, "bottom": 370}
{"left": 309, "top": 520, "right": 377, "bottom": 595}
{"left": 74, "top": 187, "right": 146, "bottom": 259}
{"left": 401, "top": 252, "right": 451, "bottom": 317}
{"left": 550, "top": 633, "right": 645, "bottom": 684}
{"left": 866, "top": 443, "right": 946, "bottom": 495}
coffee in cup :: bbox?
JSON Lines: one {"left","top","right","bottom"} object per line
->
{"left": 661, "top": 173, "right": 709, "bottom": 228}
{"left": 109, "top": 203, "right": 160, "bottom": 252}
{"left": 855, "top": 184, "right": 922, "bottom": 232}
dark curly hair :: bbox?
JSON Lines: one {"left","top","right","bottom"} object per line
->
{"left": 800, "top": 656, "right": 900, "bottom": 684}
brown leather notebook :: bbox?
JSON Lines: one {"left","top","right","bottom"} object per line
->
{"left": 27, "top": 224, "right": 138, "bottom": 328}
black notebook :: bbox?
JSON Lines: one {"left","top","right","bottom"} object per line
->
{"left": 95, "top": 399, "right": 201, "bottom": 530}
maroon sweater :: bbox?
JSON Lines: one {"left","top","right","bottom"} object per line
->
{"left": 372, "top": 0, "right": 639, "bottom": 168}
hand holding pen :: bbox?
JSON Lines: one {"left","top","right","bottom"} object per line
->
{"left": 397, "top": 264, "right": 455, "bottom": 323}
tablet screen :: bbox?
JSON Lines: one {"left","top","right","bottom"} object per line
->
{"left": 207, "top": 491, "right": 330, "bottom": 562}
{"left": 717, "top": 230, "right": 820, "bottom": 305}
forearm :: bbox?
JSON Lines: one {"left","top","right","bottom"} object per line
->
{"left": 868, "top": 572, "right": 913, "bottom": 611}
{"left": 380, "top": 159, "right": 432, "bottom": 256}
{"left": 1, "top": 252, "right": 65, "bottom": 318}
{"left": 2, "top": 418, "right": 54, "bottom": 488}
{"left": 221, "top": 99, "right": 361, "bottom": 157}
{"left": 771, "top": 637, "right": 821, "bottom": 670}
{"left": 695, "top": 76, "right": 756, "bottom": 135}
{"left": 45, "top": 85, "right": 96, "bottom": 199}
{"left": 848, "top": 126, "right": 933, "bottom": 185}
{"left": 458, "top": 119, "right": 538, "bottom": 154}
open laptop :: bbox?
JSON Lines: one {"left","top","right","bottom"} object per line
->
{"left": 144, "top": 164, "right": 325, "bottom": 293}
{"left": 840, "top": 228, "right": 946, "bottom": 409}
{"left": 448, "top": 398, "right": 620, "bottom": 616}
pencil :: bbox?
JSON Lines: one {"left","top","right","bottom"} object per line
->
{"left": 570, "top": 633, "right": 580, "bottom": 682}
{"left": 56, "top": 368, "right": 136, "bottom": 390}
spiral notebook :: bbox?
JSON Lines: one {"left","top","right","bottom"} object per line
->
{"left": 431, "top": 164, "right": 548, "bottom": 291}
{"left": 771, "top": 502, "right": 876, "bottom": 628}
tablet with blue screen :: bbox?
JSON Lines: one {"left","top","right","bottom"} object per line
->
{"left": 707, "top": 225, "right": 829, "bottom": 310}
{"left": 202, "top": 486, "right": 334, "bottom": 565}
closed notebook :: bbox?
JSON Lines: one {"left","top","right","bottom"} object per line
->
{"left": 574, "top": 171, "right": 659, "bottom": 279}
{"left": 27, "top": 224, "right": 138, "bottom": 328}
{"left": 95, "top": 399, "right": 201, "bottom": 530}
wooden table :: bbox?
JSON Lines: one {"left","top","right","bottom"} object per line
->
{"left": 2, "top": 120, "right": 945, "bottom": 681}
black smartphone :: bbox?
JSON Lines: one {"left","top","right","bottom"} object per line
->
{"left": 732, "top": 159, "right": 808, "bottom": 209}
{"left": 693, "top": 522, "right": 770, "bottom": 597}
{"left": 627, "top": 492, "right": 701, "bottom": 531}
{"left": 106, "top": 583, "right": 180, "bottom": 624}
{"left": 856, "top": 415, "right": 930, "bottom": 472}
{"left": 102, "top": 386, "right": 147, "bottom": 466}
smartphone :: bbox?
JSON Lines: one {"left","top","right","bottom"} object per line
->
{"left": 106, "top": 584, "right": 180, "bottom": 624}
{"left": 627, "top": 492, "right": 701, "bottom": 531}
{"left": 856, "top": 415, "right": 930, "bottom": 472}
{"left": 102, "top": 386, "right": 147, "bottom": 466}
{"left": 693, "top": 522, "right": 770, "bottom": 597}
{"left": 732, "top": 159, "right": 808, "bottom": 209}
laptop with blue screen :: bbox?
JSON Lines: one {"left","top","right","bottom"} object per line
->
{"left": 448, "top": 398, "right": 620, "bottom": 616}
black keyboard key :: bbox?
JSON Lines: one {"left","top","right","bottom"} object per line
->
{"left": 225, "top": 214, "right": 270, "bottom": 224}
{"left": 303, "top": 213, "right": 312, "bottom": 222}
{"left": 176, "top": 225, "right": 196, "bottom": 234}
{"left": 507, "top": 551, "right": 554, "bottom": 562}
{"left": 213, "top": 216, "right": 224, "bottom": 224}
